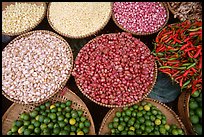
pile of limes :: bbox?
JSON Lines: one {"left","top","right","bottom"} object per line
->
{"left": 189, "top": 90, "right": 202, "bottom": 135}
{"left": 107, "top": 101, "right": 185, "bottom": 135}
{"left": 7, "top": 100, "right": 91, "bottom": 135}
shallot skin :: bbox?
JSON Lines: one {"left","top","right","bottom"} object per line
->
{"left": 73, "top": 32, "right": 156, "bottom": 106}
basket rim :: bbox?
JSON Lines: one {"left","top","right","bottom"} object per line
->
{"left": 2, "top": 30, "right": 74, "bottom": 105}
{"left": 98, "top": 97, "right": 188, "bottom": 135}
{"left": 2, "top": 88, "right": 96, "bottom": 135}
{"left": 111, "top": 2, "right": 169, "bottom": 36}
{"left": 2, "top": 2, "right": 47, "bottom": 36}
{"left": 73, "top": 32, "right": 158, "bottom": 108}
{"left": 47, "top": 2, "right": 113, "bottom": 39}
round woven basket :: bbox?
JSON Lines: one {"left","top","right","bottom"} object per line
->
{"left": 167, "top": 2, "right": 202, "bottom": 21}
{"left": 98, "top": 97, "right": 187, "bottom": 135}
{"left": 2, "top": 88, "right": 96, "bottom": 135}
{"left": 111, "top": 2, "right": 169, "bottom": 36}
{"left": 74, "top": 33, "right": 158, "bottom": 108}
{"left": 177, "top": 90, "right": 198, "bottom": 135}
{"left": 2, "top": 2, "right": 47, "bottom": 36}
{"left": 2, "top": 30, "right": 73, "bottom": 105}
{"left": 47, "top": 2, "right": 112, "bottom": 39}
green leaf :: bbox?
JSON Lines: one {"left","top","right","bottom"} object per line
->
{"left": 148, "top": 72, "right": 181, "bottom": 103}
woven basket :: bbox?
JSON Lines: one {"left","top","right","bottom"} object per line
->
{"left": 2, "top": 88, "right": 96, "bottom": 135}
{"left": 177, "top": 90, "right": 197, "bottom": 135}
{"left": 47, "top": 2, "right": 112, "bottom": 39}
{"left": 2, "top": 2, "right": 47, "bottom": 36}
{"left": 167, "top": 2, "right": 202, "bottom": 21}
{"left": 98, "top": 97, "right": 187, "bottom": 135}
{"left": 111, "top": 2, "right": 169, "bottom": 36}
{"left": 74, "top": 33, "right": 158, "bottom": 108}
{"left": 2, "top": 30, "right": 73, "bottom": 105}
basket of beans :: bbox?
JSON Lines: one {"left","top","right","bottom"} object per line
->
{"left": 2, "top": 88, "right": 95, "bottom": 135}
{"left": 99, "top": 98, "right": 187, "bottom": 135}
{"left": 47, "top": 2, "right": 112, "bottom": 39}
{"left": 178, "top": 90, "right": 202, "bottom": 135}
{"left": 167, "top": 2, "right": 202, "bottom": 21}
{"left": 111, "top": 2, "right": 169, "bottom": 35}
{"left": 72, "top": 32, "right": 157, "bottom": 107}
{"left": 2, "top": 2, "right": 46, "bottom": 36}
{"left": 152, "top": 19, "right": 202, "bottom": 94}
{"left": 2, "top": 30, "right": 73, "bottom": 104}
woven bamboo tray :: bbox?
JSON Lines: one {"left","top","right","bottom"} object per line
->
{"left": 98, "top": 97, "right": 187, "bottom": 135}
{"left": 2, "top": 2, "right": 47, "bottom": 36}
{"left": 178, "top": 90, "right": 197, "bottom": 135}
{"left": 47, "top": 2, "right": 112, "bottom": 39}
{"left": 2, "top": 88, "right": 96, "bottom": 135}
{"left": 2, "top": 30, "right": 73, "bottom": 105}
{"left": 111, "top": 2, "right": 169, "bottom": 36}
{"left": 74, "top": 33, "right": 158, "bottom": 108}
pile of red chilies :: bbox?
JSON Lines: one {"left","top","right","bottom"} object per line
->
{"left": 152, "top": 19, "right": 202, "bottom": 94}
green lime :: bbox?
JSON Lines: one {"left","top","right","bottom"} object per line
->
{"left": 138, "top": 106, "right": 144, "bottom": 111}
{"left": 60, "top": 103, "right": 66, "bottom": 108}
{"left": 34, "top": 107, "right": 40, "bottom": 111}
{"left": 57, "top": 107, "right": 62, "bottom": 112}
{"left": 58, "top": 115, "right": 65, "bottom": 121}
{"left": 150, "top": 115, "right": 156, "bottom": 121}
{"left": 65, "top": 112, "right": 71, "bottom": 118}
{"left": 172, "top": 129, "right": 178, "bottom": 135}
{"left": 64, "top": 118, "right": 69, "bottom": 123}
{"left": 144, "top": 105, "right": 150, "bottom": 111}
{"left": 195, "top": 108, "right": 202, "bottom": 118}
{"left": 138, "top": 117, "right": 145, "bottom": 123}
{"left": 30, "top": 110, "right": 38, "bottom": 118}
{"left": 144, "top": 115, "right": 150, "bottom": 120}
{"left": 133, "top": 104, "right": 139, "bottom": 110}
{"left": 80, "top": 116, "right": 86, "bottom": 122}
{"left": 128, "top": 130, "right": 135, "bottom": 135}
{"left": 77, "top": 131, "right": 84, "bottom": 135}
{"left": 191, "top": 90, "right": 200, "bottom": 98}
{"left": 70, "top": 125, "right": 76, "bottom": 132}
{"left": 161, "top": 119, "right": 167, "bottom": 124}
{"left": 159, "top": 126, "right": 166, "bottom": 135}
{"left": 194, "top": 124, "right": 202, "bottom": 135}
{"left": 190, "top": 115, "right": 199, "bottom": 124}
{"left": 82, "top": 127, "right": 89, "bottom": 134}
{"left": 119, "top": 117, "right": 124, "bottom": 122}
{"left": 23, "top": 129, "right": 31, "bottom": 135}
{"left": 177, "top": 128, "right": 184, "bottom": 135}
{"left": 11, "top": 126, "right": 18, "bottom": 133}
{"left": 28, "top": 124, "right": 35, "bottom": 131}
{"left": 125, "top": 109, "right": 132, "bottom": 116}
{"left": 79, "top": 122, "right": 85, "bottom": 129}
{"left": 122, "top": 112, "right": 126, "bottom": 117}
{"left": 70, "top": 132, "right": 76, "bottom": 135}
{"left": 37, "top": 115, "right": 45, "bottom": 122}
{"left": 117, "top": 124, "right": 124, "bottom": 131}
{"left": 53, "top": 127, "right": 60, "bottom": 135}
{"left": 7, "top": 131, "right": 12, "bottom": 135}
{"left": 121, "top": 130, "right": 127, "bottom": 135}
{"left": 55, "top": 102, "right": 60, "bottom": 107}
{"left": 128, "top": 118, "right": 135, "bottom": 126}
{"left": 155, "top": 119, "right": 161, "bottom": 125}
{"left": 137, "top": 112, "right": 143, "bottom": 117}
{"left": 69, "top": 118, "right": 76, "bottom": 125}
{"left": 145, "top": 120, "right": 152, "bottom": 126}
{"left": 53, "top": 123, "right": 60, "bottom": 129}
{"left": 77, "top": 110, "right": 83, "bottom": 117}
{"left": 131, "top": 111, "right": 137, "bottom": 117}
{"left": 50, "top": 104, "right": 56, "bottom": 110}
{"left": 59, "top": 130, "right": 68, "bottom": 135}
{"left": 45, "top": 101, "right": 51, "bottom": 108}
{"left": 18, "top": 125, "right": 27, "bottom": 134}
{"left": 66, "top": 100, "right": 72, "bottom": 106}
{"left": 189, "top": 101, "right": 199, "bottom": 110}
{"left": 47, "top": 122, "right": 54, "bottom": 129}
{"left": 115, "top": 111, "right": 121, "bottom": 117}
{"left": 23, "top": 114, "right": 30, "bottom": 121}
{"left": 113, "top": 117, "right": 119, "bottom": 122}
{"left": 56, "top": 111, "right": 62, "bottom": 116}
{"left": 164, "top": 124, "right": 170, "bottom": 131}
{"left": 13, "top": 120, "right": 23, "bottom": 127}
{"left": 140, "top": 124, "right": 145, "bottom": 131}
{"left": 142, "top": 110, "right": 146, "bottom": 115}
{"left": 123, "top": 106, "right": 128, "bottom": 111}
{"left": 58, "top": 121, "right": 66, "bottom": 128}
{"left": 64, "top": 125, "right": 71, "bottom": 132}
{"left": 154, "top": 130, "right": 160, "bottom": 135}
{"left": 113, "top": 122, "right": 119, "bottom": 128}
{"left": 134, "top": 122, "right": 140, "bottom": 129}
{"left": 32, "top": 121, "right": 40, "bottom": 127}
{"left": 40, "top": 105, "right": 46, "bottom": 110}
{"left": 40, "top": 123, "right": 47, "bottom": 130}
{"left": 136, "top": 129, "right": 142, "bottom": 135}
{"left": 34, "top": 127, "right": 41, "bottom": 134}
{"left": 50, "top": 108, "right": 57, "bottom": 113}
{"left": 71, "top": 110, "right": 78, "bottom": 118}
{"left": 145, "top": 126, "right": 152, "bottom": 133}
{"left": 152, "top": 109, "right": 158, "bottom": 115}
{"left": 49, "top": 113, "right": 57, "bottom": 120}
{"left": 43, "top": 117, "right": 51, "bottom": 124}
{"left": 124, "top": 116, "right": 130, "bottom": 122}
{"left": 64, "top": 106, "right": 72, "bottom": 112}
{"left": 120, "top": 121, "right": 126, "bottom": 127}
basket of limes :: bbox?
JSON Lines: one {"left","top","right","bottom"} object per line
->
{"left": 178, "top": 90, "right": 202, "bottom": 135}
{"left": 2, "top": 88, "right": 95, "bottom": 135}
{"left": 99, "top": 98, "right": 187, "bottom": 135}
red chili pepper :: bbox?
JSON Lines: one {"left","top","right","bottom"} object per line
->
{"left": 198, "top": 56, "right": 202, "bottom": 69}
{"left": 183, "top": 69, "right": 191, "bottom": 77}
{"left": 156, "top": 36, "right": 159, "bottom": 43}
{"left": 191, "top": 67, "right": 197, "bottom": 73}
{"left": 187, "top": 51, "right": 194, "bottom": 58}
{"left": 183, "top": 37, "right": 192, "bottom": 43}
{"left": 175, "top": 75, "right": 183, "bottom": 81}
{"left": 180, "top": 42, "right": 190, "bottom": 50}
{"left": 192, "top": 21, "right": 202, "bottom": 27}
{"left": 193, "top": 48, "right": 202, "bottom": 58}
{"left": 189, "top": 31, "right": 202, "bottom": 36}
{"left": 184, "top": 47, "right": 195, "bottom": 52}
{"left": 179, "top": 77, "right": 184, "bottom": 87}
{"left": 172, "top": 71, "right": 180, "bottom": 77}
{"left": 160, "top": 35, "right": 169, "bottom": 42}
{"left": 164, "top": 36, "right": 172, "bottom": 43}
{"left": 156, "top": 45, "right": 166, "bottom": 53}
